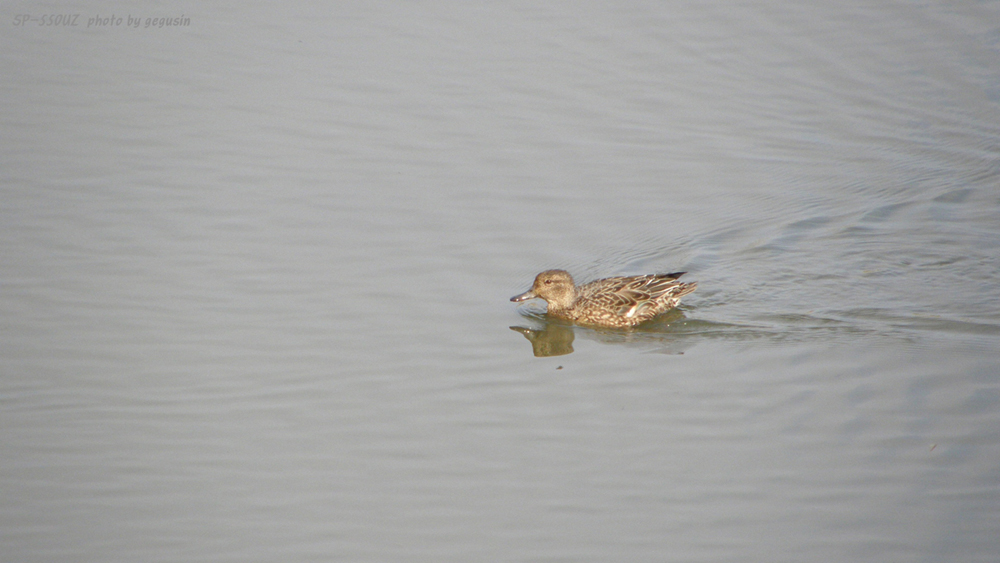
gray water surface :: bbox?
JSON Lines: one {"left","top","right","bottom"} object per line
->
{"left": 3, "top": 2, "right": 999, "bottom": 562}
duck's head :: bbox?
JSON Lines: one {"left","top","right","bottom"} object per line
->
{"left": 510, "top": 269, "right": 577, "bottom": 310}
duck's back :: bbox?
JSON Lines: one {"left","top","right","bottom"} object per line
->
{"left": 570, "top": 273, "right": 696, "bottom": 327}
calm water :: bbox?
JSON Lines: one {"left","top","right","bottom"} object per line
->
{"left": 3, "top": 2, "right": 999, "bottom": 562}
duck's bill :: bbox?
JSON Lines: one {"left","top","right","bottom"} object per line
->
{"left": 510, "top": 290, "right": 537, "bottom": 302}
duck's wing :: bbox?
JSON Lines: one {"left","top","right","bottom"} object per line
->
{"left": 580, "top": 274, "right": 696, "bottom": 320}
{"left": 636, "top": 273, "right": 696, "bottom": 299}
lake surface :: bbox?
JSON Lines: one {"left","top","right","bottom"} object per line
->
{"left": 2, "top": 2, "right": 999, "bottom": 561}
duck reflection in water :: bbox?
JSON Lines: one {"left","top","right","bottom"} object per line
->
{"left": 509, "top": 323, "right": 576, "bottom": 357}
{"left": 509, "top": 308, "right": 693, "bottom": 357}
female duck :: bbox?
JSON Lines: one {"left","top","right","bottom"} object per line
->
{"left": 511, "top": 269, "right": 697, "bottom": 328}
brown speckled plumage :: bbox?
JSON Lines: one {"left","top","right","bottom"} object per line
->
{"left": 511, "top": 269, "right": 697, "bottom": 328}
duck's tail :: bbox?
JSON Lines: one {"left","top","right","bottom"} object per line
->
{"left": 672, "top": 281, "right": 698, "bottom": 298}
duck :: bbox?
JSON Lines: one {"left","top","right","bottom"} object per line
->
{"left": 511, "top": 269, "right": 697, "bottom": 328}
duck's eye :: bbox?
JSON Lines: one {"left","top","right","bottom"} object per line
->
{"left": 544, "top": 279, "right": 552, "bottom": 285}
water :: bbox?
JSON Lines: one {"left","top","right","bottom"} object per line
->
{"left": 2, "top": 2, "right": 999, "bottom": 561}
